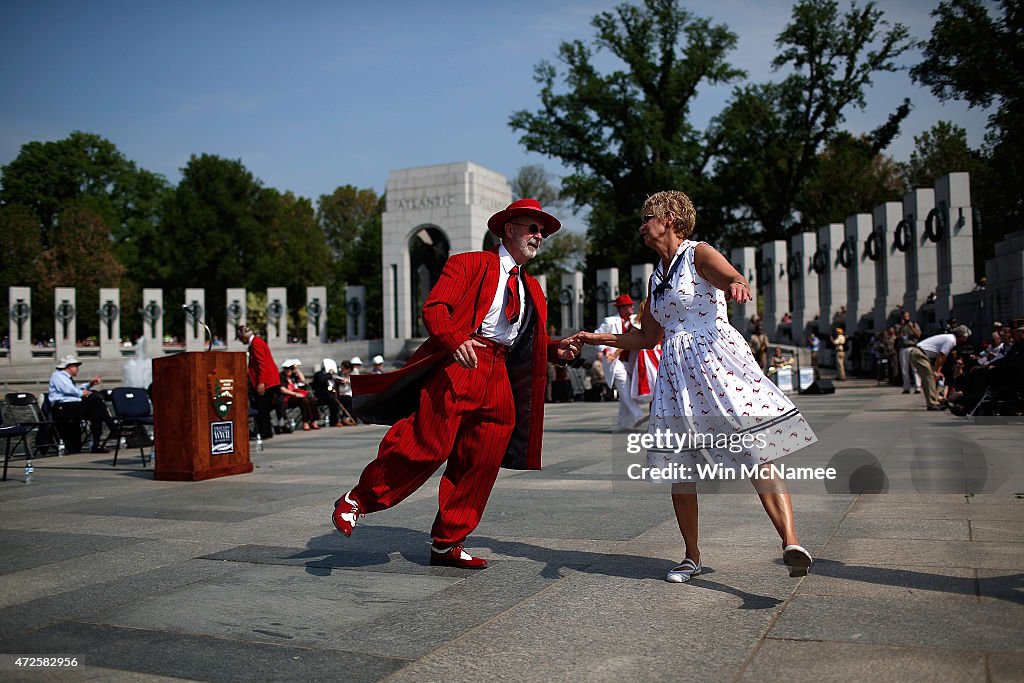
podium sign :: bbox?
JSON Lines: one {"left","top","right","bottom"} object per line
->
{"left": 152, "top": 351, "right": 253, "bottom": 481}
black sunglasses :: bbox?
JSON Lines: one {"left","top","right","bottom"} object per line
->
{"left": 510, "top": 222, "right": 544, "bottom": 235}
{"left": 641, "top": 214, "right": 656, "bottom": 225}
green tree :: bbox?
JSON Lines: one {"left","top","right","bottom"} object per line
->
{"left": 110, "top": 167, "right": 173, "bottom": 288}
{"left": 317, "top": 187, "right": 385, "bottom": 339}
{"left": 0, "top": 132, "right": 169, "bottom": 337}
{"left": 342, "top": 210, "right": 384, "bottom": 339}
{"left": 710, "top": 0, "right": 912, "bottom": 239}
{"left": 510, "top": 0, "right": 744, "bottom": 266}
{"left": 159, "top": 156, "right": 334, "bottom": 339}
{"left": 317, "top": 185, "right": 380, "bottom": 262}
{"left": 161, "top": 154, "right": 254, "bottom": 337}
{"left": 797, "top": 132, "right": 904, "bottom": 228}
{"left": 901, "top": 121, "right": 983, "bottom": 190}
{"left": 0, "top": 131, "right": 168, "bottom": 249}
{"left": 511, "top": 164, "right": 563, "bottom": 208}
{"left": 0, "top": 204, "right": 43, "bottom": 294}
{"left": 911, "top": 0, "right": 1022, "bottom": 251}
{"left": 37, "top": 198, "right": 126, "bottom": 338}
{"left": 253, "top": 189, "right": 331, "bottom": 339}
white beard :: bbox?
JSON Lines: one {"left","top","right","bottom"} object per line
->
{"left": 517, "top": 235, "right": 540, "bottom": 260}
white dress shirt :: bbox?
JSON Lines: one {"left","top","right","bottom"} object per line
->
{"left": 477, "top": 244, "right": 526, "bottom": 346}
{"left": 917, "top": 333, "right": 956, "bottom": 359}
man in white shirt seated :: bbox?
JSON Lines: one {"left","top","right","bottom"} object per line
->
{"left": 48, "top": 355, "right": 117, "bottom": 454}
{"left": 909, "top": 326, "right": 972, "bottom": 411}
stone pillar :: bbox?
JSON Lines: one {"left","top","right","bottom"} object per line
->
{"left": 7, "top": 286, "right": 33, "bottom": 363}
{"left": 265, "top": 287, "right": 288, "bottom": 349}
{"left": 595, "top": 267, "right": 620, "bottom": 320}
{"left": 141, "top": 289, "right": 164, "bottom": 357}
{"left": 383, "top": 258, "right": 410, "bottom": 356}
{"left": 533, "top": 274, "right": 547, "bottom": 306}
{"left": 533, "top": 274, "right": 548, "bottom": 326}
{"left": 759, "top": 240, "right": 788, "bottom": 341}
{"left": 789, "top": 232, "right": 819, "bottom": 338}
{"left": 729, "top": 248, "right": 758, "bottom": 335}
{"left": 933, "top": 172, "right": 975, "bottom": 324}
{"left": 226, "top": 288, "right": 247, "bottom": 351}
{"left": 984, "top": 230, "right": 1024, "bottom": 323}
{"left": 306, "top": 286, "right": 327, "bottom": 344}
{"left": 901, "top": 188, "right": 937, "bottom": 319}
{"left": 816, "top": 224, "right": 847, "bottom": 332}
{"left": 630, "top": 263, "right": 654, "bottom": 303}
{"left": 54, "top": 287, "right": 77, "bottom": 361}
{"left": 98, "top": 288, "right": 121, "bottom": 359}
{"left": 381, "top": 162, "right": 512, "bottom": 358}
{"left": 872, "top": 202, "right": 905, "bottom": 332}
{"left": 844, "top": 213, "right": 875, "bottom": 333}
{"left": 346, "top": 285, "right": 366, "bottom": 340}
{"left": 560, "top": 271, "right": 584, "bottom": 336}
{"left": 184, "top": 288, "right": 207, "bottom": 352}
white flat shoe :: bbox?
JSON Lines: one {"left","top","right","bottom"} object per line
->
{"left": 783, "top": 544, "right": 813, "bottom": 577}
{"left": 666, "top": 557, "right": 702, "bottom": 583}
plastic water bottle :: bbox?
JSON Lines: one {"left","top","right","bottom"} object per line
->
{"left": 255, "top": 432, "right": 263, "bottom": 452}
{"left": 24, "top": 460, "right": 34, "bottom": 485}
{"left": 149, "top": 448, "right": 156, "bottom": 467}
{"left": 58, "top": 439, "right": 66, "bottom": 457}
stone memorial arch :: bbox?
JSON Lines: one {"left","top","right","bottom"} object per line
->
{"left": 381, "top": 162, "right": 512, "bottom": 356}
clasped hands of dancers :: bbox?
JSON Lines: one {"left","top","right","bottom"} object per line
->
{"left": 332, "top": 192, "right": 815, "bottom": 581}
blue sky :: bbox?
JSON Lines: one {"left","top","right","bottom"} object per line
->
{"left": 1, "top": 0, "right": 991, "bottom": 230}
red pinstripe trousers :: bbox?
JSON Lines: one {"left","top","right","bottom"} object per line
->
{"left": 351, "top": 343, "right": 514, "bottom": 546}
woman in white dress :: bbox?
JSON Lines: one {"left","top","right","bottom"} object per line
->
{"left": 575, "top": 190, "right": 816, "bottom": 583}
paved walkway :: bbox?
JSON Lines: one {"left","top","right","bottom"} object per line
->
{"left": 1, "top": 379, "right": 1021, "bottom": 682}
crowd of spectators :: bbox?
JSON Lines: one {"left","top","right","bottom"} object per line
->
{"left": 257, "top": 354, "right": 376, "bottom": 436}
{"left": 866, "top": 316, "right": 1024, "bottom": 416}
{"left": 735, "top": 309, "right": 1022, "bottom": 418}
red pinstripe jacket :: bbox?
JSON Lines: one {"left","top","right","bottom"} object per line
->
{"left": 246, "top": 335, "right": 281, "bottom": 389}
{"left": 352, "top": 247, "right": 562, "bottom": 470}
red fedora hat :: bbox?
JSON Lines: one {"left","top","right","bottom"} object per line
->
{"left": 613, "top": 294, "right": 635, "bottom": 308}
{"left": 487, "top": 198, "right": 561, "bottom": 238}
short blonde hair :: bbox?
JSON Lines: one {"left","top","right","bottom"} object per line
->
{"left": 642, "top": 190, "right": 696, "bottom": 239}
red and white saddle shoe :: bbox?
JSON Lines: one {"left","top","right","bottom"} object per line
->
{"left": 429, "top": 545, "right": 488, "bottom": 569}
{"left": 331, "top": 492, "right": 362, "bottom": 537}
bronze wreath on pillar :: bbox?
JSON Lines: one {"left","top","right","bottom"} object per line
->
{"left": 924, "top": 207, "right": 946, "bottom": 243}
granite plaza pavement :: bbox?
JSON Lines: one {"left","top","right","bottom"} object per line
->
{"left": 0, "top": 379, "right": 1021, "bottom": 682}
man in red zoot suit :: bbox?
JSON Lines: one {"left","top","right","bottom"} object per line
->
{"left": 332, "top": 199, "right": 580, "bottom": 568}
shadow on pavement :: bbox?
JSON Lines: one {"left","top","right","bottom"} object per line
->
{"left": 807, "top": 558, "right": 1024, "bottom": 605}
{"left": 297, "top": 526, "right": 787, "bottom": 609}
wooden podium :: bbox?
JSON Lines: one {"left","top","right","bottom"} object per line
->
{"left": 152, "top": 351, "right": 253, "bottom": 481}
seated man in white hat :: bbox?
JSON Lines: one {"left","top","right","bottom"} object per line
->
{"left": 48, "top": 355, "right": 117, "bottom": 454}
{"left": 349, "top": 357, "right": 363, "bottom": 374}
{"left": 312, "top": 359, "right": 351, "bottom": 426}
{"left": 371, "top": 355, "right": 385, "bottom": 374}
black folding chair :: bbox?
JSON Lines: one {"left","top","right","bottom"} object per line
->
{"left": 110, "top": 388, "right": 154, "bottom": 466}
{"left": 4, "top": 392, "right": 62, "bottom": 457}
{"left": 1, "top": 424, "right": 34, "bottom": 481}
{"left": 41, "top": 392, "right": 91, "bottom": 454}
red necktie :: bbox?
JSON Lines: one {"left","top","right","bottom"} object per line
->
{"left": 504, "top": 266, "right": 521, "bottom": 324}
{"left": 620, "top": 317, "right": 632, "bottom": 363}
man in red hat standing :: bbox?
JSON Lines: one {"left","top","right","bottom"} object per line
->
{"left": 595, "top": 294, "right": 647, "bottom": 430}
{"left": 332, "top": 199, "right": 580, "bottom": 568}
